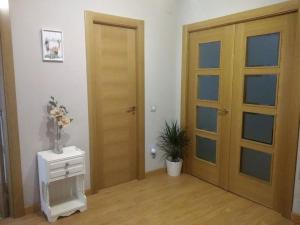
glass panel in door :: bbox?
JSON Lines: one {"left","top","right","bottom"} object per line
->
{"left": 240, "top": 147, "right": 272, "bottom": 182}
{"left": 196, "top": 106, "right": 218, "bottom": 132}
{"left": 199, "top": 41, "right": 221, "bottom": 68}
{"left": 244, "top": 75, "right": 277, "bottom": 106}
{"left": 246, "top": 33, "right": 280, "bottom": 67}
{"left": 196, "top": 136, "right": 216, "bottom": 163}
{"left": 242, "top": 112, "right": 274, "bottom": 145}
{"left": 197, "top": 75, "right": 219, "bottom": 101}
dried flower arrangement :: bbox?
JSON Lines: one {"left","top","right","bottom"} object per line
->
{"left": 48, "top": 96, "right": 73, "bottom": 128}
{"left": 48, "top": 96, "right": 73, "bottom": 154}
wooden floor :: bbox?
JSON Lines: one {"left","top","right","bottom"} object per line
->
{"left": 1, "top": 172, "right": 293, "bottom": 225}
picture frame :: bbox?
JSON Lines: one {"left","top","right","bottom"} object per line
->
{"left": 41, "top": 29, "right": 64, "bottom": 62}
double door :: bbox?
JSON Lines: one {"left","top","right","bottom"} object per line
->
{"left": 187, "top": 13, "right": 297, "bottom": 209}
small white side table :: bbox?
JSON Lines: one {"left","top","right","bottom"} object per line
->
{"left": 37, "top": 146, "right": 87, "bottom": 223}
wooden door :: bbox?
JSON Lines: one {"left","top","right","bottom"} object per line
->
{"left": 0, "top": 43, "right": 9, "bottom": 218}
{"left": 229, "top": 13, "right": 297, "bottom": 208}
{"left": 0, "top": 116, "right": 9, "bottom": 218}
{"left": 92, "top": 23, "right": 138, "bottom": 189}
{"left": 187, "top": 25, "right": 235, "bottom": 188}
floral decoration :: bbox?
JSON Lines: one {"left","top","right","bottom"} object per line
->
{"left": 48, "top": 96, "right": 73, "bottom": 128}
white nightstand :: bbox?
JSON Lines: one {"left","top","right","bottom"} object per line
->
{"left": 37, "top": 146, "right": 87, "bottom": 223}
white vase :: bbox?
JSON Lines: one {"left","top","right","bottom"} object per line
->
{"left": 166, "top": 159, "right": 183, "bottom": 177}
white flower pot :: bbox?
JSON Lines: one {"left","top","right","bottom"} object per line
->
{"left": 166, "top": 159, "right": 183, "bottom": 177}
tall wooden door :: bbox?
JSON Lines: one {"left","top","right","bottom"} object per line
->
{"left": 0, "top": 113, "right": 9, "bottom": 218}
{"left": 187, "top": 25, "right": 235, "bottom": 188}
{"left": 229, "top": 13, "right": 297, "bottom": 208}
{"left": 92, "top": 23, "right": 138, "bottom": 189}
{"left": 186, "top": 12, "right": 297, "bottom": 210}
{"left": 0, "top": 42, "right": 9, "bottom": 218}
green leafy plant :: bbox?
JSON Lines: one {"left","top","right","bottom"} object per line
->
{"left": 158, "top": 121, "right": 189, "bottom": 162}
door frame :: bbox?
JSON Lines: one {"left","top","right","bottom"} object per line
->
{"left": 0, "top": 11, "right": 25, "bottom": 217}
{"left": 181, "top": 0, "right": 300, "bottom": 218}
{"left": 85, "top": 11, "right": 145, "bottom": 194}
{"left": 291, "top": 2, "right": 300, "bottom": 221}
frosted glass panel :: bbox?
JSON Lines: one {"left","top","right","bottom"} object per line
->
{"left": 244, "top": 75, "right": 277, "bottom": 106}
{"left": 199, "top": 41, "right": 221, "bottom": 68}
{"left": 246, "top": 33, "right": 280, "bottom": 67}
{"left": 196, "top": 106, "right": 217, "bottom": 132}
{"left": 198, "top": 75, "right": 219, "bottom": 101}
{"left": 240, "top": 147, "right": 271, "bottom": 182}
{"left": 242, "top": 112, "right": 274, "bottom": 145}
{"left": 196, "top": 136, "right": 216, "bottom": 163}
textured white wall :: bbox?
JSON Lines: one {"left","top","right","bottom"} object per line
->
{"left": 9, "top": 0, "right": 290, "bottom": 208}
{"left": 9, "top": 0, "right": 179, "bottom": 207}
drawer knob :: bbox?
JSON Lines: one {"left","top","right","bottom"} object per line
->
{"left": 65, "top": 162, "right": 69, "bottom": 168}
{"left": 66, "top": 170, "right": 69, "bottom": 176}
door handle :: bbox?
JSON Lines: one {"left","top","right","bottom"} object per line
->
{"left": 126, "top": 106, "right": 136, "bottom": 114}
{"left": 218, "top": 108, "right": 229, "bottom": 115}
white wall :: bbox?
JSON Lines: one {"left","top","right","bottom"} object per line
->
{"left": 9, "top": 0, "right": 289, "bottom": 208}
{"left": 9, "top": 0, "right": 179, "bottom": 207}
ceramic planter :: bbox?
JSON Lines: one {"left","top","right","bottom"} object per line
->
{"left": 166, "top": 158, "right": 183, "bottom": 176}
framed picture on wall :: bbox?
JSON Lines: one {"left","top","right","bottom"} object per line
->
{"left": 41, "top": 29, "right": 64, "bottom": 62}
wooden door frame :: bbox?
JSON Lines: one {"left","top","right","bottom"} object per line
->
{"left": 0, "top": 11, "right": 25, "bottom": 217}
{"left": 291, "top": 2, "right": 300, "bottom": 222}
{"left": 181, "top": 0, "right": 300, "bottom": 218}
{"left": 85, "top": 11, "right": 145, "bottom": 194}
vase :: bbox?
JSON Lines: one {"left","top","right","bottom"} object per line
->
{"left": 166, "top": 158, "right": 183, "bottom": 177}
{"left": 53, "top": 124, "right": 63, "bottom": 154}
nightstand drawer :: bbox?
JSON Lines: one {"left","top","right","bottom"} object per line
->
{"left": 49, "top": 157, "right": 84, "bottom": 171}
{"left": 49, "top": 164, "right": 84, "bottom": 180}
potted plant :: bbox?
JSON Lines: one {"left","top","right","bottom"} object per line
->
{"left": 158, "top": 121, "right": 189, "bottom": 177}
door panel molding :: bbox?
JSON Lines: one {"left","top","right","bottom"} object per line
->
{"left": 85, "top": 11, "right": 145, "bottom": 193}
{"left": 181, "top": 1, "right": 300, "bottom": 218}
